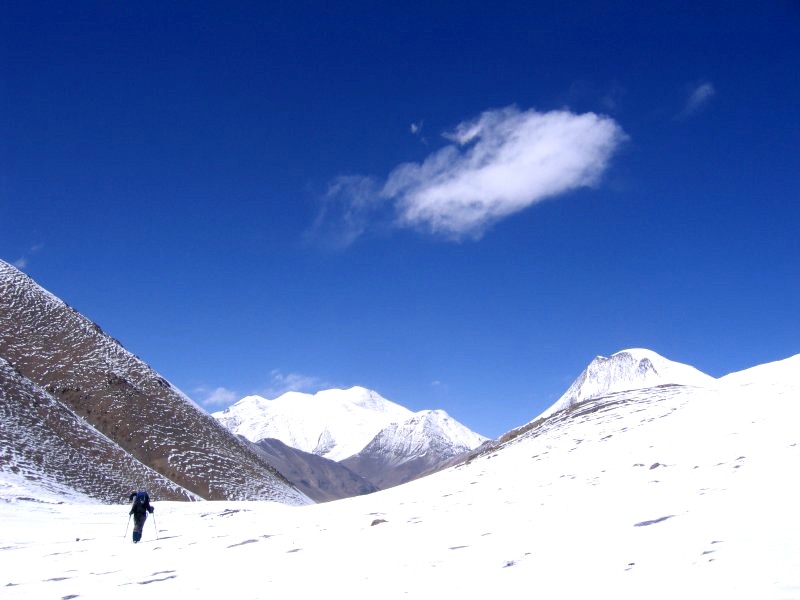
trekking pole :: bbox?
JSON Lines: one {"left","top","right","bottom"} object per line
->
{"left": 124, "top": 514, "right": 131, "bottom": 543}
{"left": 152, "top": 512, "right": 159, "bottom": 540}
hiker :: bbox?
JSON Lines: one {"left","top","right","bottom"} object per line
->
{"left": 128, "top": 490, "right": 155, "bottom": 543}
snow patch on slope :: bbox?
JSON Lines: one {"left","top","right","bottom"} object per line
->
{"left": 719, "top": 353, "right": 800, "bottom": 388}
{"left": 0, "top": 469, "right": 97, "bottom": 505}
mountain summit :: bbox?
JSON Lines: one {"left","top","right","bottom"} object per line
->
{"left": 214, "top": 387, "right": 488, "bottom": 492}
{"left": 214, "top": 386, "right": 414, "bottom": 461}
{"left": 538, "top": 348, "right": 715, "bottom": 419}
{"left": 341, "top": 408, "right": 487, "bottom": 489}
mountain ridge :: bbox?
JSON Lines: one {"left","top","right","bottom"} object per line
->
{"left": 0, "top": 259, "right": 310, "bottom": 504}
{"left": 213, "top": 387, "right": 488, "bottom": 492}
{"left": 214, "top": 386, "right": 414, "bottom": 461}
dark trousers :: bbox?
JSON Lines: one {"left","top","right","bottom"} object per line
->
{"left": 132, "top": 513, "right": 147, "bottom": 542}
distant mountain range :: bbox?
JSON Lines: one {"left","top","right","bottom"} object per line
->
{"left": 214, "top": 387, "right": 416, "bottom": 462}
{"left": 213, "top": 388, "right": 488, "bottom": 493}
{"left": 2, "top": 258, "right": 796, "bottom": 511}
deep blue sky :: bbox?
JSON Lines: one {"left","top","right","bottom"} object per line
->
{"left": 2, "top": 2, "right": 799, "bottom": 438}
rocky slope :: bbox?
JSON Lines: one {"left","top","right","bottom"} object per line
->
{"left": 0, "top": 259, "right": 310, "bottom": 504}
{"left": 248, "top": 437, "right": 378, "bottom": 502}
{"left": 0, "top": 356, "right": 196, "bottom": 502}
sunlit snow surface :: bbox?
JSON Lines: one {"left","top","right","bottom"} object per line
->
{"left": 2, "top": 358, "right": 799, "bottom": 599}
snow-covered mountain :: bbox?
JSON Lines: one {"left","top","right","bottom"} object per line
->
{"left": 214, "top": 387, "right": 414, "bottom": 461}
{"left": 3, "top": 351, "right": 798, "bottom": 598}
{"left": 213, "top": 386, "right": 488, "bottom": 492}
{"left": 0, "top": 259, "right": 310, "bottom": 504}
{"left": 341, "top": 409, "right": 487, "bottom": 489}
{"left": 538, "top": 347, "right": 716, "bottom": 419}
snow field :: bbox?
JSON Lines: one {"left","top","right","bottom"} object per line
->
{"left": 2, "top": 371, "right": 798, "bottom": 599}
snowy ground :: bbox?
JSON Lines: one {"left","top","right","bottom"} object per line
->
{"left": 2, "top": 370, "right": 799, "bottom": 599}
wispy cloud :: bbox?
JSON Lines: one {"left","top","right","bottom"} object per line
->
{"left": 13, "top": 243, "right": 44, "bottom": 269}
{"left": 409, "top": 119, "right": 428, "bottom": 145}
{"left": 195, "top": 386, "right": 239, "bottom": 408}
{"left": 678, "top": 81, "right": 716, "bottom": 118}
{"left": 263, "top": 370, "right": 325, "bottom": 398}
{"left": 306, "top": 175, "right": 385, "bottom": 250}
{"left": 311, "top": 106, "right": 625, "bottom": 244}
{"left": 194, "top": 371, "right": 326, "bottom": 408}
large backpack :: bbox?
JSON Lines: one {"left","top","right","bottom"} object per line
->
{"left": 131, "top": 490, "right": 149, "bottom": 513}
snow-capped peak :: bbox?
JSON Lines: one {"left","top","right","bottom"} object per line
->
{"left": 212, "top": 386, "right": 414, "bottom": 461}
{"left": 537, "top": 348, "right": 715, "bottom": 419}
{"left": 362, "top": 409, "right": 487, "bottom": 465}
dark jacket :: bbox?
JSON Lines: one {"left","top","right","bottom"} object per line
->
{"left": 129, "top": 491, "right": 154, "bottom": 517}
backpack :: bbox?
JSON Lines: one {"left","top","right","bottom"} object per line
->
{"left": 132, "top": 490, "right": 149, "bottom": 512}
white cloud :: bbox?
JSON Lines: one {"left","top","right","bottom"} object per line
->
{"left": 264, "top": 370, "right": 325, "bottom": 398}
{"left": 195, "top": 372, "right": 326, "bottom": 408}
{"left": 313, "top": 106, "right": 625, "bottom": 244}
{"left": 680, "top": 81, "right": 716, "bottom": 118}
{"left": 409, "top": 120, "right": 429, "bottom": 145}
{"left": 196, "top": 386, "right": 239, "bottom": 408}
{"left": 384, "top": 106, "right": 626, "bottom": 238}
{"left": 12, "top": 243, "right": 44, "bottom": 270}
{"left": 306, "top": 175, "right": 384, "bottom": 249}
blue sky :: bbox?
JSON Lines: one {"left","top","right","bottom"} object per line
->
{"left": 2, "top": 2, "right": 799, "bottom": 438}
